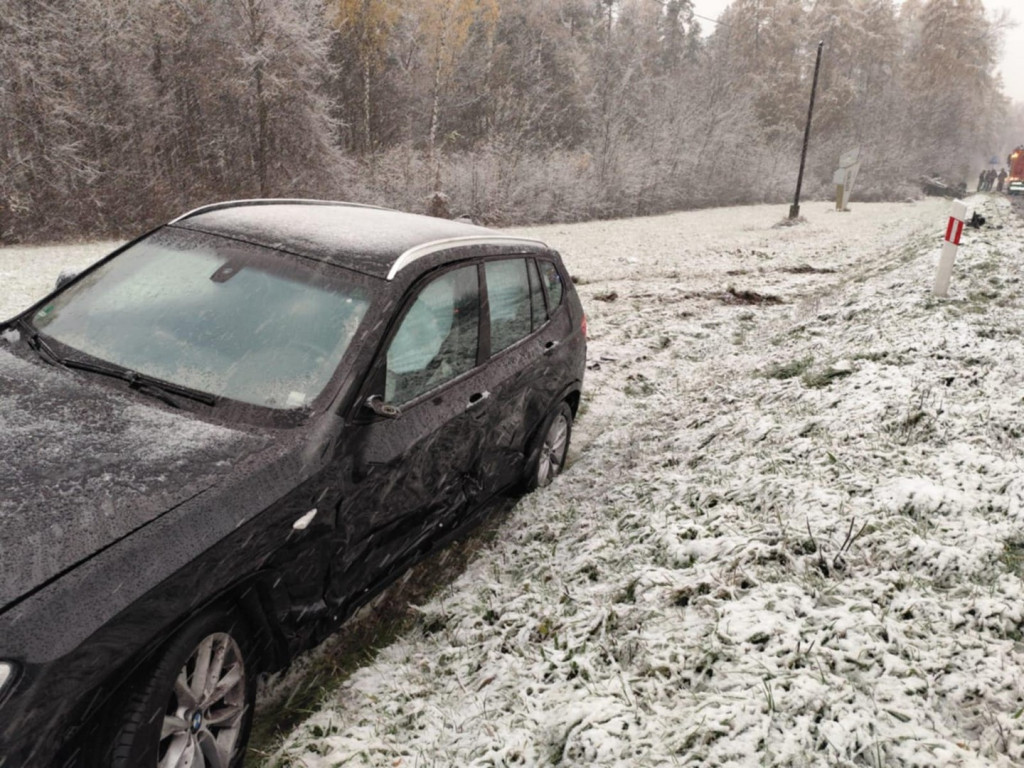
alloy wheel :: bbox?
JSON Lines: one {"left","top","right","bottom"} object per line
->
{"left": 158, "top": 632, "right": 247, "bottom": 768}
{"left": 536, "top": 411, "right": 569, "bottom": 487}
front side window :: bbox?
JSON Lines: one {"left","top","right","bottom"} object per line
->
{"left": 32, "top": 228, "right": 372, "bottom": 409}
{"left": 386, "top": 265, "right": 479, "bottom": 404}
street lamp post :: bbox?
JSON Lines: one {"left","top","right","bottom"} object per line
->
{"left": 789, "top": 41, "right": 824, "bottom": 220}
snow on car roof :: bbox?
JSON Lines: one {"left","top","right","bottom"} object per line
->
{"left": 171, "top": 201, "right": 547, "bottom": 279}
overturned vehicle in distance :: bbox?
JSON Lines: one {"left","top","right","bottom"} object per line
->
{"left": 920, "top": 174, "right": 968, "bottom": 198}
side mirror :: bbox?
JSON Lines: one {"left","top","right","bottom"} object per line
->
{"left": 365, "top": 394, "right": 401, "bottom": 419}
{"left": 54, "top": 269, "right": 78, "bottom": 290}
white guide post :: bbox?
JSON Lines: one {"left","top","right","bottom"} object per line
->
{"left": 934, "top": 199, "right": 968, "bottom": 297}
{"left": 834, "top": 148, "right": 861, "bottom": 211}
{"left": 833, "top": 168, "right": 846, "bottom": 211}
{"left": 842, "top": 159, "right": 860, "bottom": 210}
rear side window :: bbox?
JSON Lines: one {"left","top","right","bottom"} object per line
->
{"left": 527, "top": 259, "right": 546, "bottom": 330}
{"left": 538, "top": 260, "right": 563, "bottom": 312}
{"left": 485, "top": 259, "right": 533, "bottom": 353}
{"left": 386, "top": 265, "right": 479, "bottom": 404}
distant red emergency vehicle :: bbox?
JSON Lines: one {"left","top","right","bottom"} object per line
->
{"left": 1009, "top": 146, "right": 1024, "bottom": 195}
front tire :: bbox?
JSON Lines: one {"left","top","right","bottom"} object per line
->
{"left": 105, "top": 609, "right": 257, "bottom": 768}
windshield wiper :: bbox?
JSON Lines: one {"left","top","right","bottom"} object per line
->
{"left": 17, "top": 320, "right": 217, "bottom": 408}
{"left": 29, "top": 333, "right": 65, "bottom": 367}
{"left": 62, "top": 358, "right": 219, "bottom": 408}
{"left": 18, "top": 320, "right": 66, "bottom": 367}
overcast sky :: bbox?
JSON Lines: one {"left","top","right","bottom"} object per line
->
{"left": 690, "top": 0, "right": 1024, "bottom": 104}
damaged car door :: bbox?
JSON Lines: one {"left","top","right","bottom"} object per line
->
{"left": 326, "top": 263, "right": 495, "bottom": 607}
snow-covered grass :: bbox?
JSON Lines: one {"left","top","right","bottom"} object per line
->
{"left": 269, "top": 197, "right": 1024, "bottom": 767}
{"left": 0, "top": 240, "right": 120, "bottom": 319}
{"left": 5, "top": 198, "right": 1023, "bottom": 766}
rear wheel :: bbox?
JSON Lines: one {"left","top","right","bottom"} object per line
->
{"left": 524, "top": 401, "right": 573, "bottom": 491}
{"left": 105, "top": 609, "right": 257, "bottom": 768}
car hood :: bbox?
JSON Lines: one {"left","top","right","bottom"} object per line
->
{"left": 0, "top": 348, "right": 273, "bottom": 611}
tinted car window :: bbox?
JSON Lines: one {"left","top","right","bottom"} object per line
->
{"left": 31, "top": 229, "right": 371, "bottom": 409}
{"left": 386, "top": 265, "right": 479, "bottom": 404}
{"left": 485, "top": 259, "right": 532, "bottom": 354}
{"left": 538, "top": 259, "right": 564, "bottom": 313}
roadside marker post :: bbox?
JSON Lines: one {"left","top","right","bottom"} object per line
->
{"left": 934, "top": 199, "right": 968, "bottom": 297}
{"left": 833, "top": 148, "right": 861, "bottom": 212}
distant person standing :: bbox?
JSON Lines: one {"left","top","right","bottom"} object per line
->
{"left": 978, "top": 170, "right": 987, "bottom": 192}
{"left": 987, "top": 168, "right": 997, "bottom": 191}
{"left": 998, "top": 168, "right": 1008, "bottom": 192}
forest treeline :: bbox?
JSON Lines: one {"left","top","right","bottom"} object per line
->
{"left": 0, "top": 0, "right": 1017, "bottom": 243}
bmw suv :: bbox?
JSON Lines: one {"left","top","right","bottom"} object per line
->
{"left": 0, "top": 200, "right": 586, "bottom": 767}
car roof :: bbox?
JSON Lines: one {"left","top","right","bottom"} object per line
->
{"left": 169, "top": 200, "right": 549, "bottom": 280}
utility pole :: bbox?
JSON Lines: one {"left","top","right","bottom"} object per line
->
{"left": 789, "top": 41, "right": 824, "bottom": 220}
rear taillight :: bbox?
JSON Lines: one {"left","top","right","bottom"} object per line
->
{"left": 581, "top": 314, "right": 588, "bottom": 339}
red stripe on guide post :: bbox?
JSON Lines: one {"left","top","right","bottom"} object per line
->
{"left": 944, "top": 217, "right": 964, "bottom": 245}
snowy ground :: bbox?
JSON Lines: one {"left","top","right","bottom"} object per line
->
{"left": 273, "top": 197, "right": 1024, "bottom": 768}
{"left": 4, "top": 197, "right": 1024, "bottom": 766}
{"left": 0, "top": 240, "right": 119, "bottom": 319}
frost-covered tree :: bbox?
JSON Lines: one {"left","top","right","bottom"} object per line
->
{"left": 902, "top": 0, "right": 1004, "bottom": 177}
{"left": 716, "top": 0, "right": 809, "bottom": 137}
{"left": 656, "top": 0, "right": 699, "bottom": 74}
{"left": 227, "top": 0, "right": 344, "bottom": 198}
{"left": 0, "top": 1, "right": 97, "bottom": 242}
{"left": 331, "top": 0, "right": 402, "bottom": 152}
{"left": 0, "top": 0, "right": 1014, "bottom": 240}
{"left": 417, "top": 0, "right": 498, "bottom": 160}
{"left": 0, "top": 0, "right": 344, "bottom": 242}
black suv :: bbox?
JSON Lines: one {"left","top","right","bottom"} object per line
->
{"left": 0, "top": 200, "right": 586, "bottom": 767}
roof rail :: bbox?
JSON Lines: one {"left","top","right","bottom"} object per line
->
{"left": 387, "top": 236, "right": 549, "bottom": 281}
{"left": 169, "top": 198, "right": 387, "bottom": 224}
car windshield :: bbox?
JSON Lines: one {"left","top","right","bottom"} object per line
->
{"left": 30, "top": 227, "right": 372, "bottom": 409}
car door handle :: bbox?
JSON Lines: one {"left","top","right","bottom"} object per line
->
{"left": 292, "top": 508, "right": 318, "bottom": 531}
{"left": 467, "top": 391, "right": 490, "bottom": 410}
